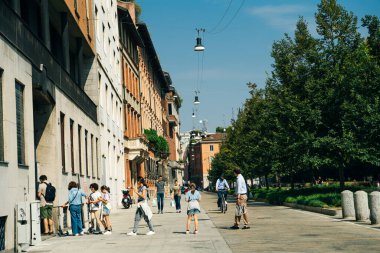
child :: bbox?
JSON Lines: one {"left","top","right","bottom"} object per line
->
{"left": 185, "top": 183, "right": 201, "bottom": 234}
{"left": 88, "top": 183, "right": 102, "bottom": 234}
{"left": 100, "top": 185, "right": 112, "bottom": 235}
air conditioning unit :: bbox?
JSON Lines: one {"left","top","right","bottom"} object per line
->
{"left": 30, "top": 201, "right": 41, "bottom": 246}
{"left": 16, "top": 202, "right": 30, "bottom": 251}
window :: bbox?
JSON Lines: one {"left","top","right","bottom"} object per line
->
{"left": 91, "top": 134, "right": 94, "bottom": 178}
{"left": 210, "top": 145, "right": 214, "bottom": 152}
{"left": 168, "top": 103, "right": 173, "bottom": 115}
{"left": 70, "top": 119, "right": 75, "bottom": 174}
{"left": 169, "top": 126, "right": 174, "bottom": 138}
{"left": 111, "top": 94, "right": 114, "bottom": 119}
{"left": 15, "top": 82, "right": 25, "bottom": 165}
{"left": 96, "top": 138, "right": 99, "bottom": 179}
{"left": 0, "top": 70, "right": 4, "bottom": 161}
{"left": 78, "top": 125, "right": 82, "bottom": 175}
{"left": 85, "top": 130, "right": 88, "bottom": 177}
{"left": 60, "top": 113, "right": 65, "bottom": 172}
{"left": 0, "top": 216, "right": 6, "bottom": 251}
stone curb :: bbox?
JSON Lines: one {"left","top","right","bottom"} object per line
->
{"left": 253, "top": 198, "right": 342, "bottom": 216}
{"left": 283, "top": 202, "right": 342, "bottom": 216}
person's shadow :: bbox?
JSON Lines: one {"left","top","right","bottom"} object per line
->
{"left": 172, "top": 231, "right": 187, "bottom": 234}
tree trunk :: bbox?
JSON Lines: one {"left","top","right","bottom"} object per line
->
{"left": 339, "top": 166, "right": 345, "bottom": 189}
{"left": 265, "top": 174, "right": 269, "bottom": 190}
{"left": 290, "top": 175, "right": 295, "bottom": 190}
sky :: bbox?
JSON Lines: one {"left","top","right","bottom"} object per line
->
{"left": 137, "top": 0, "right": 380, "bottom": 133}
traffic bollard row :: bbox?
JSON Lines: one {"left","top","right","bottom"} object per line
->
{"left": 341, "top": 190, "right": 380, "bottom": 224}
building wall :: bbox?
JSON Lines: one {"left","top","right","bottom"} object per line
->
{"left": 0, "top": 36, "right": 35, "bottom": 251}
{"left": 92, "top": 0, "right": 124, "bottom": 208}
{"left": 35, "top": 86, "right": 101, "bottom": 229}
{"left": 65, "top": 0, "right": 95, "bottom": 52}
{"left": 200, "top": 142, "right": 222, "bottom": 188}
{"left": 139, "top": 48, "right": 164, "bottom": 136}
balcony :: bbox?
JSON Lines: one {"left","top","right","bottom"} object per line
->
{"left": 124, "top": 136, "right": 149, "bottom": 163}
{"left": 0, "top": 0, "right": 97, "bottom": 122}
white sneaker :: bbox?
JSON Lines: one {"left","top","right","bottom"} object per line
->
{"left": 146, "top": 231, "right": 155, "bottom": 236}
{"left": 127, "top": 231, "right": 137, "bottom": 236}
{"left": 104, "top": 231, "right": 112, "bottom": 235}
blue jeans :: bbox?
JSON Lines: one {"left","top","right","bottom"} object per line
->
{"left": 217, "top": 191, "right": 227, "bottom": 207}
{"left": 69, "top": 205, "right": 83, "bottom": 235}
{"left": 157, "top": 192, "right": 164, "bottom": 211}
{"left": 174, "top": 195, "right": 181, "bottom": 210}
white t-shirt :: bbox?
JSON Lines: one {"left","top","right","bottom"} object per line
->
{"left": 89, "top": 191, "right": 102, "bottom": 211}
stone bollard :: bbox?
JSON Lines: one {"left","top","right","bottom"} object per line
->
{"left": 341, "top": 190, "right": 355, "bottom": 219}
{"left": 369, "top": 191, "right": 380, "bottom": 224}
{"left": 354, "top": 191, "right": 369, "bottom": 221}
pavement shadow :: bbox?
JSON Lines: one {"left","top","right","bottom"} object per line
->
{"left": 198, "top": 218, "right": 210, "bottom": 221}
{"left": 172, "top": 231, "right": 187, "bottom": 234}
{"left": 207, "top": 210, "right": 223, "bottom": 214}
{"left": 217, "top": 226, "right": 237, "bottom": 230}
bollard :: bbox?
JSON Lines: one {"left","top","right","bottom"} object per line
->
{"left": 354, "top": 190, "right": 369, "bottom": 221}
{"left": 341, "top": 190, "right": 355, "bottom": 219}
{"left": 369, "top": 191, "right": 380, "bottom": 225}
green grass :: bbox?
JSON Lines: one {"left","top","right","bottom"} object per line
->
{"left": 252, "top": 184, "right": 376, "bottom": 208}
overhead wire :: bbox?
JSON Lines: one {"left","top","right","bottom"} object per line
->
{"left": 208, "top": 0, "right": 246, "bottom": 35}
{"left": 206, "top": 0, "right": 234, "bottom": 34}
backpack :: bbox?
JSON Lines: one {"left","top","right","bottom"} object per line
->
{"left": 44, "top": 182, "right": 56, "bottom": 202}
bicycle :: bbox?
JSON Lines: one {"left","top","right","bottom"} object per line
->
{"left": 219, "top": 190, "right": 228, "bottom": 214}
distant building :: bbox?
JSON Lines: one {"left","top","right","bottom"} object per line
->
{"left": 164, "top": 75, "right": 183, "bottom": 186}
{"left": 118, "top": 1, "right": 147, "bottom": 191}
{"left": 190, "top": 133, "right": 226, "bottom": 188}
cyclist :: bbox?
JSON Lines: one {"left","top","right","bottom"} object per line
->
{"left": 216, "top": 175, "right": 230, "bottom": 210}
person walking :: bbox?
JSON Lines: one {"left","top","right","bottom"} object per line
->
{"left": 230, "top": 168, "right": 250, "bottom": 229}
{"left": 100, "top": 185, "right": 112, "bottom": 235}
{"left": 216, "top": 175, "right": 230, "bottom": 210}
{"left": 185, "top": 183, "right": 201, "bottom": 234}
{"left": 62, "top": 181, "right": 86, "bottom": 236}
{"left": 37, "top": 175, "right": 55, "bottom": 235}
{"left": 128, "top": 177, "right": 155, "bottom": 236}
{"left": 88, "top": 183, "right": 103, "bottom": 234}
{"left": 172, "top": 180, "right": 181, "bottom": 213}
{"left": 155, "top": 175, "right": 165, "bottom": 214}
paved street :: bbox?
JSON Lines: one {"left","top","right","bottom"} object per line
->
{"left": 27, "top": 196, "right": 231, "bottom": 253}
{"left": 201, "top": 192, "right": 380, "bottom": 253}
{"left": 27, "top": 193, "right": 380, "bottom": 253}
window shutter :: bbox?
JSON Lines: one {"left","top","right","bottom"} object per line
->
{"left": 15, "top": 82, "right": 25, "bottom": 165}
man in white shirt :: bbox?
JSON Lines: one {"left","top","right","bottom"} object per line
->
{"left": 230, "top": 168, "right": 250, "bottom": 229}
{"left": 216, "top": 175, "right": 230, "bottom": 209}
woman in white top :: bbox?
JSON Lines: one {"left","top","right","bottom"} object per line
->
{"left": 185, "top": 183, "right": 201, "bottom": 234}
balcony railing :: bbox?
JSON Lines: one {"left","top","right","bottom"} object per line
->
{"left": 0, "top": 0, "right": 97, "bottom": 122}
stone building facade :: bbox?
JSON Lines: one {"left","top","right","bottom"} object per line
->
{"left": 192, "top": 133, "right": 226, "bottom": 189}
{"left": 0, "top": 0, "right": 100, "bottom": 251}
{"left": 90, "top": 0, "right": 124, "bottom": 209}
{"left": 0, "top": 0, "right": 181, "bottom": 251}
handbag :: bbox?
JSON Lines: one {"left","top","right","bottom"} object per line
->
{"left": 170, "top": 199, "right": 175, "bottom": 207}
{"left": 152, "top": 198, "right": 157, "bottom": 207}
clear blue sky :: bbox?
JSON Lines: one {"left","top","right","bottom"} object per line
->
{"left": 137, "top": 0, "right": 380, "bottom": 132}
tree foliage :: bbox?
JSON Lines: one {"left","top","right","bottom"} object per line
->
{"left": 209, "top": 0, "right": 380, "bottom": 189}
{"left": 144, "top": 129, "right": 169, "bottom": 156}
